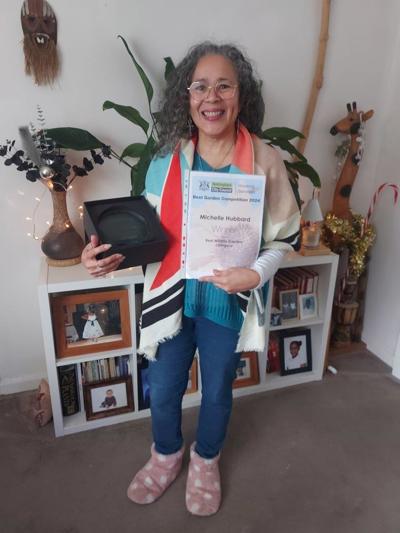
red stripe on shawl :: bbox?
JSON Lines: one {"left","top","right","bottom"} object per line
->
{"left": 150, "top": 127, "right": 253, "bottom": 290}
{"left": 150, "top": 151, "right": 182, "bottom": 290}
{"left": 232, "top": 124, "right": 254, "bottom": 174}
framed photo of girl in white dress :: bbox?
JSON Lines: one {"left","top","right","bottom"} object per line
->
{"left": 51, "top": 289, "right": 131, "bottom": 358}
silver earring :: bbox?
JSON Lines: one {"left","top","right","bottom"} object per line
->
{"left": 188, "top": 117, "right": 193, "bottom": 137}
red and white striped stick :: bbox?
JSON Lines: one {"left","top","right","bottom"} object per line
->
{"left": 366, "top": 182, "right": 399, "bottom": 225}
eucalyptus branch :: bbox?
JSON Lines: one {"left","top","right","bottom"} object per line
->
{"left": 66, "top": 171, "right": 78, "bottom": 188}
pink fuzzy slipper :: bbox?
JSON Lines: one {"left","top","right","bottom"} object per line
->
{"left": 127, "top": 443, "right": 184, "bottom": 504}
{"left": 185, "top": 443, "right": 221, "bottom": 516}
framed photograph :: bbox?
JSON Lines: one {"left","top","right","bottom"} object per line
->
{"left": 279, "top": 329, "right": 312, "bottom": 376}
{"left": 83, "top": 375, "right": 134, "bottom": 420}
{"left": 233, "top": 351, "right": 260, "bottom": 389}
{"left": 186, "top": 358, "right": 198, "bottom": 395}
{"left": 279, "top": 289, "right": 299, "bottom": 320}
{"left": 299, "top": 293, "right": 318, "bottom": 320}
{"left": 51, "top": 289, "right": 132, "bottom": 358}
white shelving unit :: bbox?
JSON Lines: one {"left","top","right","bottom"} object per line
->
{"left": 232, "top": 251, "right": 338, "bottom": 400}
{"left": 38, "top": 251, "right": 338, "bottom": 437}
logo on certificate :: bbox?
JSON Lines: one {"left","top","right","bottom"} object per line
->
{"left": 199, "top": 180, "right": 210, "bottom": 191}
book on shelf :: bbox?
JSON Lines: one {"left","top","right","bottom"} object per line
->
{"left": 57, "top": 365, "right": 80, "bottom": 416}
{"left": 109, "top": 357, "right": 116, "bottom": 378}
{"left": 81, "top": 355, "right": 131, "bottom": 384}
{"left": 267, "top": 333, "right": 281, "bottom": 373}
{"left": 116, "top": 355, "right": 130, "bottom": 377}
{"left": 273, "top": 267, "right": 319, "bottom": 307}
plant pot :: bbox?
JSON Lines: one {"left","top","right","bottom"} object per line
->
{"left": 41, "top": 190, "right": 84, "bottom": 266}
{"left": 331, "top": 301, "right": 359, "bottom": 347}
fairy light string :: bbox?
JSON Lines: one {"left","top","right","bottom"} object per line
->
{"left": 2, "top": 106, "right": 112, "bottom": 243}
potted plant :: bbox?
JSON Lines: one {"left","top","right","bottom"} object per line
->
{"left": 46, "top": 36, "right": 321, "bottom": 203}
{"left": 0, "top": 108, "right": 111, "bottom": 265}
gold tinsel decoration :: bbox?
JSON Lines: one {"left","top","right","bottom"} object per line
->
{"left": 322, "top": 212, "right": 376, "bottom": 279}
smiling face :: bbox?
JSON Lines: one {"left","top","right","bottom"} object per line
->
{"left": 189, "top": 54, "right": 240, "bottom": 142}
{"left": 289, "top": 341, "right": 300, "bottom": 358}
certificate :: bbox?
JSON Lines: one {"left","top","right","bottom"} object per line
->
{"left": 182, "top": 170, "right": 266, "bottom": 278}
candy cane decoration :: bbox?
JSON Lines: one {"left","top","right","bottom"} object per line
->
{"left": 366, "top": 182, "right": 399, "bottom": 225}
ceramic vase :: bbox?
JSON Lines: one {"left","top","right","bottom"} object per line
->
{"left": 41, "top": 190, "right": 84, "bottom": 266}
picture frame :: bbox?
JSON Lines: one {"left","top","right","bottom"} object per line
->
{"left": 299, "top": 292, "right": 318, "bottom": 320}
{"left": 83, "top": 375, "right": 134, "bottom": 420}
{"left": 186, "top": 357, "right": 198, "bottom": 395}
{"left": 279, "top": 329, "right": 312, "bottom": 376}
{"left": 279, "top": 289, "right": 299, "bottom": 320}
{"left": 51, "top": 288, "right": 132, "bottom": 358}
{"left": 233, "top": 351, "right": 260, "bottom": 388}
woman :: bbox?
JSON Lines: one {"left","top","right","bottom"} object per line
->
{"left": 82, "top": 42, "right": 300, "bottom": 516}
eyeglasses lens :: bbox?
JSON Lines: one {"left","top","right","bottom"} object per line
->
{"left": 188, "top": 82, "right": 236, "bottom": 101}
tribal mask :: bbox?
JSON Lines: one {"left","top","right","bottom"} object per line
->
{"left": 21, "top": 0, "right": 60, "bottom": 86}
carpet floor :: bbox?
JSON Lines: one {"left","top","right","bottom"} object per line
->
{"left": 1, "top": 350, "right": 400, "bottom": 533}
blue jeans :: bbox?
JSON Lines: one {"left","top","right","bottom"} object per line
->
{"left": 148, "top": 316, "right": 241, "bottom": 459}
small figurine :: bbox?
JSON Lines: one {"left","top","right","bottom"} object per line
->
{"left": 330, "top": 102, "right": 374, "bottom": 221}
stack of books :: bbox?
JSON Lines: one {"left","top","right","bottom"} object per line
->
{"left": 273, "top": 267, "right": 319, "bottom": 306}
{"left": 81, "top": 355, "right": 131, "bottom": 384}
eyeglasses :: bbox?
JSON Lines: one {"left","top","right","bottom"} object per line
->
{"left": 187, "top": 81, "right": 238, "bottom": 102}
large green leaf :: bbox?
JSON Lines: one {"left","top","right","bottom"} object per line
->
{"left": 130, "top": 164, "right": 142, "bottom": 196}
{"left": 130, "top": 137, "right": 157, "bottom": 195}
{"left": 163, "top": 57, "right": 175, "bottom": 81}
{"left": 287, "top": 161, "right": 321, "bottom": 187}
{"left": 262, "top": 127, "right": 305, "bottom": 141}
{"left": 267, "top": 137, "right": 306, "bottom": 162}
{"left": 45, "top": 127, "right": 104, "bottom": 150}
{"left": 121, "top": 143, "right": 146, "bottom": 160}
{"left": 103, "top": 101, "right": 149, "bottom": 134}
{"left": 130, "top": 157, "right": 149, "bottom": 196}
{"left": 118, "top": 35, "right": 154, "bottom": 106}
{"left": 284, "top": 163, "right": 302, "bottom": 209}
{"left": 152, "top": 111, "right": 161, "bottom": 124}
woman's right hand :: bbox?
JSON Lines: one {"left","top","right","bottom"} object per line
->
{"left": 81, "top": 235, "right": 125, "bottom": 277}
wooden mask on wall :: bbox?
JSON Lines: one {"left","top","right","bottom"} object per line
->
{"left": 21, "top": 0, "right": 60, "bottom": 86}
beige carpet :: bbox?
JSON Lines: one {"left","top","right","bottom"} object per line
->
{"left": 1, "top": 350, "right": 400, "bottom": 533}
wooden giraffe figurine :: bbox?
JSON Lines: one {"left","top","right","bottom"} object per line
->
{"left": 330, "top": 102, "right": 374, "bottom": 221}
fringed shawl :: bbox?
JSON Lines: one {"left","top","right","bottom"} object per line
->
{"left": 139, "top": 124, "right": 300, "bottom": 359}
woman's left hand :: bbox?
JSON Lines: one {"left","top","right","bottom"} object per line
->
{"left": 199, "top": 267, "right": 260, "bottom": 294}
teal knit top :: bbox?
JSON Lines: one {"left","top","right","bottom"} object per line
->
{"left": 183, "top": 153, "right": 244, "bottom": 331}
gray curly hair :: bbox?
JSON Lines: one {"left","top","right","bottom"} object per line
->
{"left": 156, "top": 41, "right": 265, "bottom": 154}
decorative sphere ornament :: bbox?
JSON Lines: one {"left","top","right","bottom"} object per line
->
{"left": 39, "top": 165, "right": 55, "bottom": 180}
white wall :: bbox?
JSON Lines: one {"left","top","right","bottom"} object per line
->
{"left": 1, "top": 0, "right": 399, "bottom": 393}
{"left": 362, "top": 17, "right": 400, "bottom": 368}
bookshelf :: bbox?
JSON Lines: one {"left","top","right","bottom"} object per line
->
{"left": 38, "top": 251, "right": 338, "bottom": 437}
